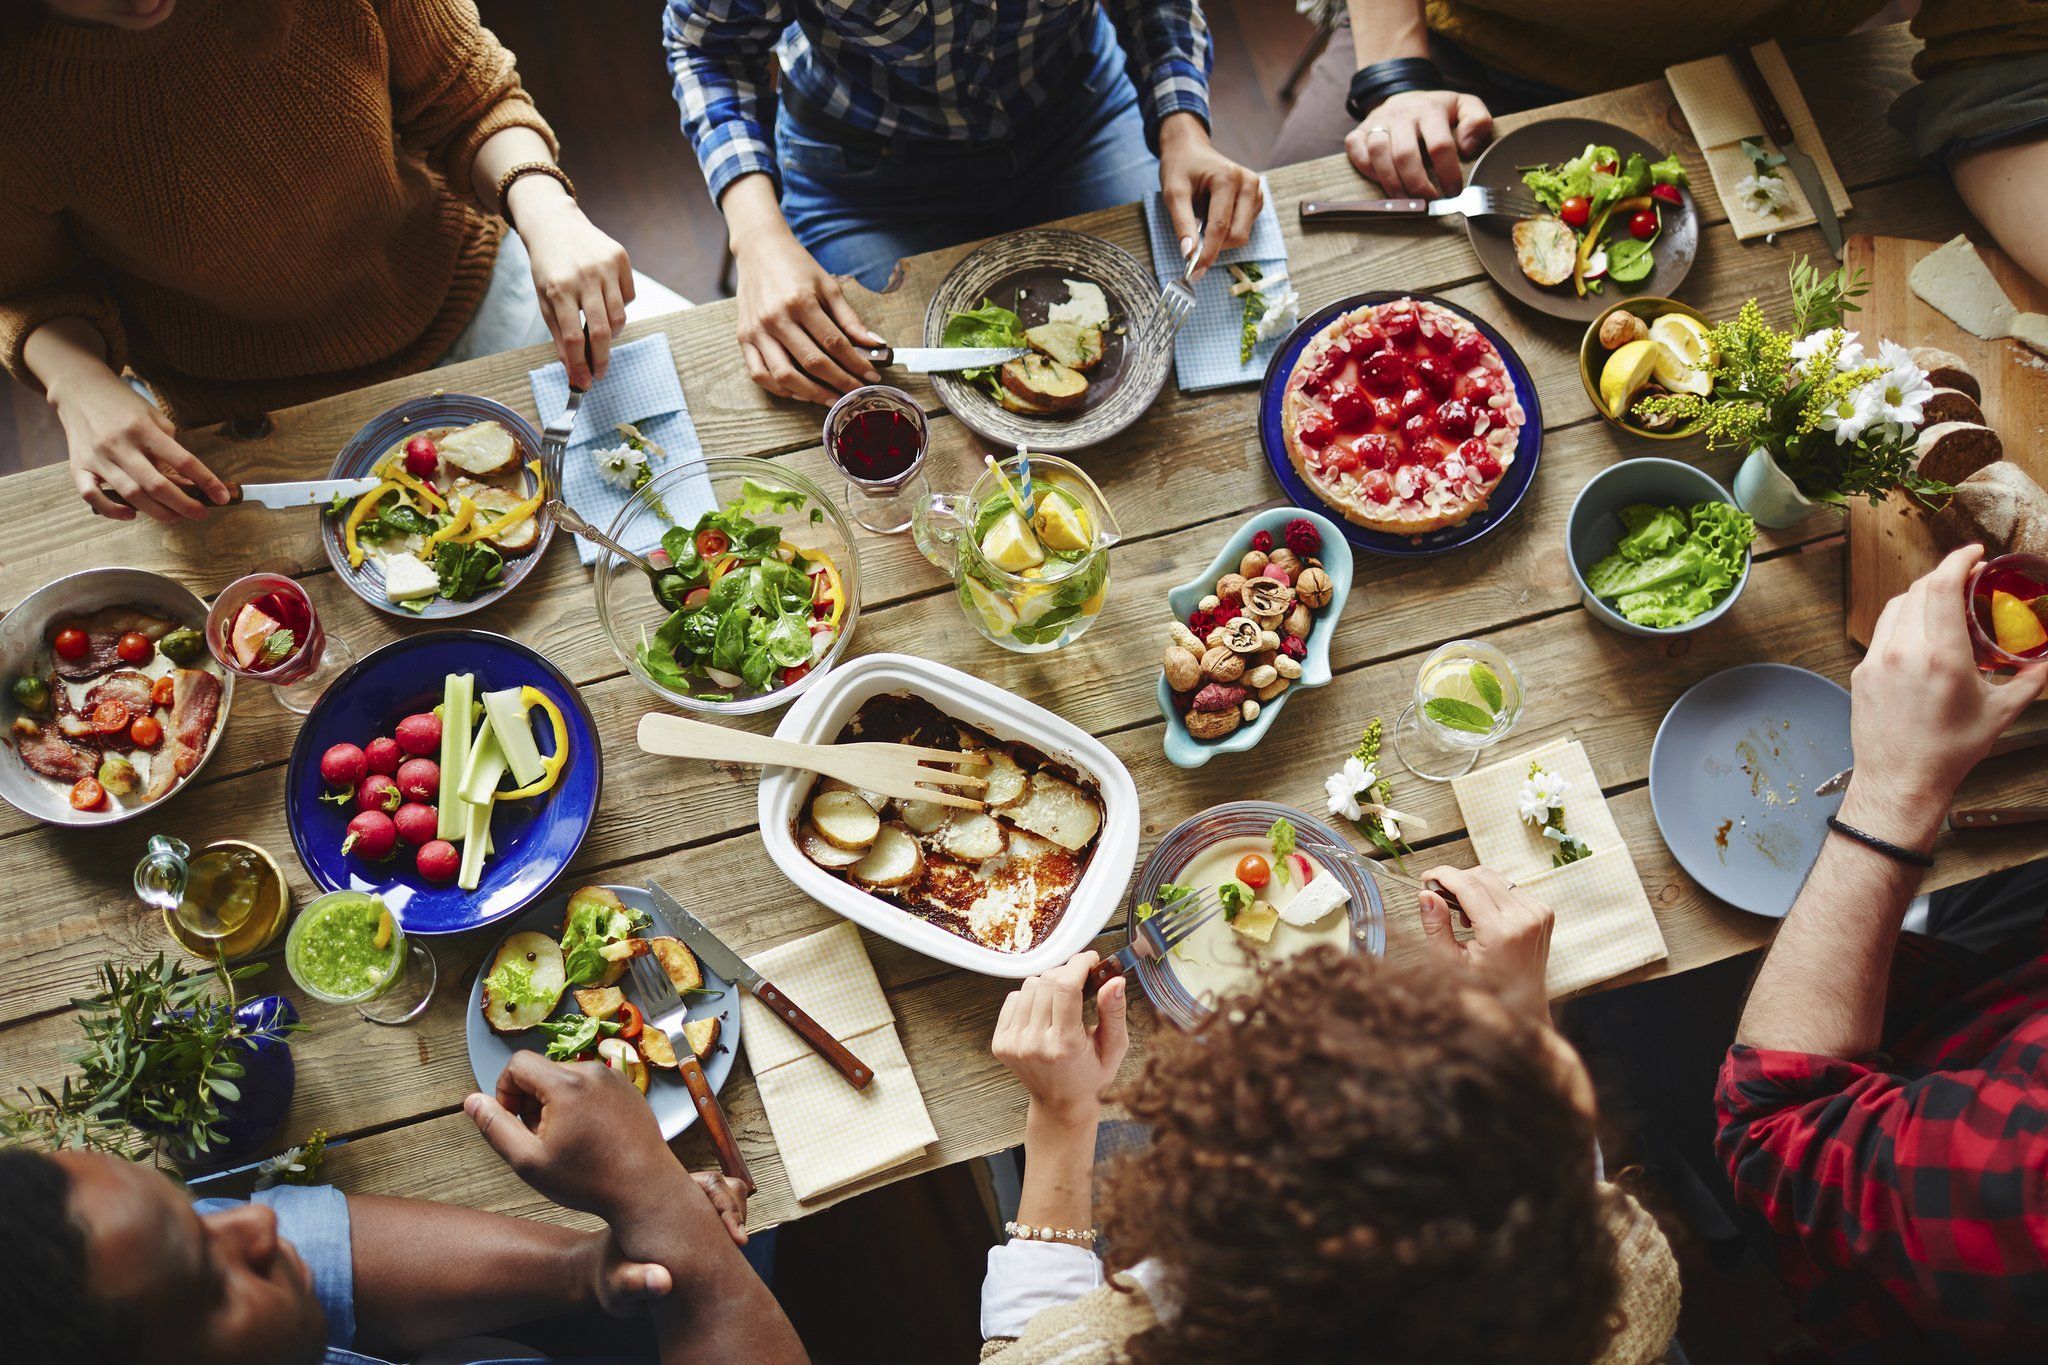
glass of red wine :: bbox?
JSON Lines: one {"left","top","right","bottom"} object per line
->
{"left": 824, "top": 385, "right": 928, "bottom": 534}
{"left": 206, "top": 574, "right": 356, "bottom": 714}
{"left": 1966, "top": 553, "right": 2048, "bottom": 672}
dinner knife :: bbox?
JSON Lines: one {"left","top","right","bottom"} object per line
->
{"left": 647, "top": 883, "right": 874, "bottom": 1090}
{"left": 1723, "top": 43, "right": 1843, "bottom": 259}
{"left": 99, "top": 475, "right": 382, "bottom": 511}
{"left": 1815, "top": 725, "right": 2048, "bottom": 796}
{"left": 862, "top": 344, "right": 1028, "bottom": 374}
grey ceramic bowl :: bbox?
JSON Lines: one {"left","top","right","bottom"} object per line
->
{"left": 1567, "top": 458, "right": 1749, "bottom": 637}
{"left": 0, "top": 567, "right": 234, "bottom": 827}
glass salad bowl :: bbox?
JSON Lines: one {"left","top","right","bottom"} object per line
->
{"left": 593, "top": 457, "right": 861, "bottom": 715}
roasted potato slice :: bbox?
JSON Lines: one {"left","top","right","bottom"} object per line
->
{"left": 647, "top": 936, "right": 704, "bottom": 994}
{"left": 480, "top": 931, "right": 565, "bottom": 1034}
{"left": 573, "top": 985, "right": 625, "bottom": 1019}
{"left": 800, "top": 821, "right": 867, "bottom": 869}
{"left": 812, "top": 789, "right": 882, "bottom": 850}
{"left": 850, "top": 823, "right": 925, "bottom": 889}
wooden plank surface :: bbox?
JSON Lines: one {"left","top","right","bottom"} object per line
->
{"left": 7, "top": 25, "right": 2039, "bottom": 1236}
{"left": 1843, "top": 233, "right": 2048, "bottom": 645}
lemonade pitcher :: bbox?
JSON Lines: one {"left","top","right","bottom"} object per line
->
{"left": 912, "top": 452, "right": 1121, "bottom": 653}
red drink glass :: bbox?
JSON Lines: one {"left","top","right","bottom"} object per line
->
{"left": 206, "top": 574, "right": 355, "bottom": 714}
{"left": 1966, "top": 553, "right": 2048, "bottom": 672}
{"left": 824, "top": 385, "right": 928, "bottom": 534}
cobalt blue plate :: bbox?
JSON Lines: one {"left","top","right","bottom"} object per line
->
{"left": 1257, "top": 292, "right": 1543, "bottom": 558}
{"left": 285, "top": 630, "right": 600, "bottom": 935}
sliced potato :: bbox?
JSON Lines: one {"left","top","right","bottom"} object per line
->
{"left": 638, "top": 1016, "right": 722, "bottom": 1069}
{"left": 1230, "top": 900, "right": 1280, "bottom": 944}
{"left": 564, "top": 886, "right": 633, "bottom": 987}
{"left": 800, "top": 821, "right": 867, "bottom": 869}
{"left": 938, "top": 812, "right": 1006, "bottom": 862}
{"left": 480, "top": 931, "right": 565, "bottom": 1034}
{"left": 467, "top": 483, "right": 540, "bottom": 557}
{"left": 573, "top": 985, "right": 625, "bottom": 1019}
{"left": 562, "top": 886, "right": 628, "bottom": 936}
{"left": 1025, "top": 320, "right": 1105, "bottom": 372}
{"left": 998, "top": 770, "right": 1102, "bottom": 852}
{"left": 598, "top": 937, "right": 653, "bottom": 963}
{"left": 819, "top": 776, "right": 888, "bottom": 812}
{"left": 981, "top": 751, "right": 1028, "bottom": 808}
{"left": 898, "top": 799, "right": 953, "bottom": 835}
{"left": 812, "top": 789, "right": 881, "bottom": 850}
{"left": 1512, "top": 217, "right": 1576, "bottom": 288}
{"left": 850, "top": 823, "right": 926, "bottom": 889}
{"left": 648, "top": 936, "right": 704, "bottom": 993}
{"left": 684, "top": 1015, "right": 721, "bottom": 1058}
{"left": 639, "top": 1027, "right": 676, "bottom": 1068}
{"left": 436, "top": 420, "right": 519, "bottom": 477}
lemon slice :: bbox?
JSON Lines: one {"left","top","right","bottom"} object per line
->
{"left": 1031, "top": 490, "right": 1092, "bottom": 553}
{"left": 1598, "top": 339, "right": 1660, "bottom": 419}
{"left": 1421, "top": 659, "right": 1497, "bottom": 715}
{"left": 1649, "top": 314, "right": 1712, "bottom": 396}
{"left": 979, "top": 509, "right": 1045, "bottom": 573}
{"left": 1991, "top": 589, "right": 2048, "bottom": 654}
{"left": 963, "top": 577, "right": 1018, "bottom": 637}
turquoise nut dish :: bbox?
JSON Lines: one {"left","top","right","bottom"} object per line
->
{"left": 1158, "top": 506, "right": 1351, "bottom": 769}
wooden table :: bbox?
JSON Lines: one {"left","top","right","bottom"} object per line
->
{"left": 2, "top": 24, "right": 2041, "bottom": 1235}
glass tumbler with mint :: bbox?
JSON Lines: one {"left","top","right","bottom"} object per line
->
{"left": 1392, "top": 640, "right": 1524, "bottom": 781}
{"left": 911, "top": 452, "right": 1120, "bottom": 653}
{"left": 286, "top": 890, "right": 436, "bottom": 1024}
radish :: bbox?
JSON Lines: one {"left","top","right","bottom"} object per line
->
{"left": 1287, "top": 852, "right": 1315, "bottom": 886}
{"left": 416, "top": 839, "right": 460, "bottom": 883}
{"left": 396, "top": 757, "right": 439, "bottom": 803}
{"left": 343, "top": 809, "right": 397, "bottom": 860}
{"left": 395, "top": 712, "right": 441, "bottom": 756}
{"left": 393, "top": 801, "right": 438, "bottom": 846}
{"left": 320, "top": 743, "right": 367, "bottom": 788}
{"left": 356, "top": 773, "right": 401, "bottom": 813}
{"left": 404, "top": 435, "right": 439, "bottom": 477}
{"left": 364, "top": 736, "right": 402, "bottom": 776}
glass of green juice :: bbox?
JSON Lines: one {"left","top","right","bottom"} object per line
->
{"left": 286, "top": 891, "right": 437, "bottom": 1025}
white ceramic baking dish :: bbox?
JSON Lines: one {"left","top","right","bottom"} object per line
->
{"left": 760, "top": 653, "right": 1139, "bottom": 977}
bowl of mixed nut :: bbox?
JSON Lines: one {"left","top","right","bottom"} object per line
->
{"left": 1156, "top": 507, "right": 1351, "bottom": 768}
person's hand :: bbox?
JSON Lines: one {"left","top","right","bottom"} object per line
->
{"left": 991, "top": 950, "right": 1128, "bottom": 1126}
{"left": 1840, "top": 544, "right": 2048, "bottom": 848}
{"left": 1417, "top": 864, "right": 1553, "bottom": 1026}
{"left": 589, "top": 1233, "right": 675, "bottom": 1318}
{"left": 691, "top": 1171, "right": 750, "bottom": 1247}
{"left": 1346, "top": 89, "right": 1494, "bottom": 198}
{"left": 511, "top": 179, "right": 634, "bottom": 390}
{"left": 1158, "top": 112, "right": 1264, "bottom": 281}
{"left": 733, "top": 227, "right": 885, "bottom": 405}
{"left": 48, "top": 364, "right": 230, "bottom": 522}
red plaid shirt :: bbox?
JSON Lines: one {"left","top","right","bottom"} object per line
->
{"left": 1717, "top": 930, "right": 2048, "bottom": 1361}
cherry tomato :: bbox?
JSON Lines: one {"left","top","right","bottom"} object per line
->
{"left": 1235, "top": 853, "right": 1271, "bottom": 889}
{"left": 1649, "top": 183, "right": 1684, "bottom": 208}
{"left": 69, "top": 777, "right": 106, "bottom": 811}
{"left": 53, "top": 626, "right": 90, "bottom": 661}
{"left": 91, "top": 700, "right": 130, "bottom": 733}
{"left": 615, "top": 1000, "right": 645, "bottom": 1041}
{"left": 1628, "top": 209, "right": 1659, "bottom": 240}
{"left": 782, "top": 663, "right": 812, "bottom": 687}
{"left": 695, "top": 528, "right": 731, "bottom": 558}
{"left": 152, "top": 675, "right": 177, "bottom": 707}
{"left": 129, "top": 715, "right": 163, "bottom": 748}
{"left": 1595, "top": 161, "right": 1618, "bottom": 174}
{"left": 1558, "top": 195, "right": 1591, "bottom": 229}
{"left": 116, "top": 631, "right": 154, "bottom": 665}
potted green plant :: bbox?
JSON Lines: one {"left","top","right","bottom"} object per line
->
{"left": 1, "top": 955, "right": 303, "bottom": 1167}
{"left": 1636, "top": 258, "right": 1951, "bottom": 527}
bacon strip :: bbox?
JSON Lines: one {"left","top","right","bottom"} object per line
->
{"left": 13, "top": 723, "right": 98, "bottom": 784}
{"left": 52, "top": 608, "right": 176, "bottom": 682}
{"left": 143, "top": 669, "right": 222, "bottom": 802}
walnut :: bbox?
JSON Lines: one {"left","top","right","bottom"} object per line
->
{"left": 1162, "top": 646, "right": 1202, "bottom": 693}
{"left": 1200, "top": 647, "right": 1245, "bottom": 682}
{"left": 1599, "top": 309, "right": 1649, "bottom": 350}
{"left": 1295, "top": 566, "right": 1334, "bottom": 609}
{"left": 1185, "top": 707, "right": 1242, "bottom": 741}
{"left": 1274, "top": 655, "right": 1303, "bottom": 680}
{"left": 1167, "top": 621, "right": 1204, "bottom": 653}
{"left": 1245, "top": 663, "right": 1278, "bottom": 689}
{"left": 1239, "top": 549, "right": 1270, "bottom": 577}
{"left": 1242, "top": 578, "right": 1296, "bottom": 619}
{"left": 1282, "top": 604, "right": 1312, "bottom": 638}
{"left": 1240, "top": 698, "right": 1261, "bottom": 722}
{"left": 1266, "top": 547, "right": 1302, "bottom": 579}
{"left": 1223, "top": 619, "right": 1265, "bottom": 655}
{"left": 1215, "top": 572, "right": 1249, "bottom": 603}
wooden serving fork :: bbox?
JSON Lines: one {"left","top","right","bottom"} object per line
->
{"left": 636, "top": 713, "right": 987, "bottom": 810}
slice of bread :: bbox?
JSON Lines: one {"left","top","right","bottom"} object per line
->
{"left": 998, "top": 771, "right": 1102, "bottom": 851}
{"left": 1025, "top": 321, "right": 1105, "bottom": 372}
{"left": 1512, "top": 218, "right": 1576, "bottom": 287}
{"left": 1932, "top": 462, "right": 2048, "bottom": 557}
{"left": 994, "top": 385, "right": 1058, "bottom": 416}
{"left": 1915, "top": 420, "right": 2003, "bottom": 486}
{"left": 999, "top": 355, "right": 1088, "bottom": 412}
{"left": 1920, "top": 386, "right": 1985, "bottom": 427}
{"left": 1910, "top": 347, "right": 1980, "bottom": 404}
{"left": 437, "top": 420, "right": 521, "bottom": 478}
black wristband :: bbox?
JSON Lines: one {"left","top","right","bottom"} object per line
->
{"left": 1346, "top": 57, "right": 1445, "bottom": 123}
{"left": 1826, "top": 815, "right": 1936, "bottom": 869}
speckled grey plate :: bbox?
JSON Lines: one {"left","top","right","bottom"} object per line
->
{"left": 1648, "top": 664, "right": 1850, "bottom": 919}
{"left": 924, "top": 229, "right": 1171, "bottom": 452}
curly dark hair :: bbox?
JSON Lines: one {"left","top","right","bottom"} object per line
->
{"left": 1099, "top": 947, "right": 1619, "bottom": 1365}
{"left": 0, "top": 1148, "right": 134, "bottom": 1358}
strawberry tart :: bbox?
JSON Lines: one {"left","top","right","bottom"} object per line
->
{"left": 1281, "top": 298, "right": 1526, "bottom": 536}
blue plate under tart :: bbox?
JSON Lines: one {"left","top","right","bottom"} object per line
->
{"left": 285, "top": 630, "right": 600, "bottom": 935}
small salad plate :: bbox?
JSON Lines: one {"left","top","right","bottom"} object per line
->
{"left": 1158, "top": 507, "right": 1351, "bottom": 768}
{"left": 465, "top": 884, "right": 741, "bottom": 1141}
{"left": 285, "top": 630, "right": 600, "bottom": 935}
{"left": 924, "top": 228, "right": 1171, "bottom": 453}
{"left": 1648, "top": 663, "right": 1850, "bottom": 918}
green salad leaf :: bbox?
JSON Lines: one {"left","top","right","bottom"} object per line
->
{"left": 434, "top": 541, "right": 503, "bottom": 602}
{"left": 1586, "top": 501, "right": 1755, "bottom": 628}
{"left": 942, "top": 298, "right": 1027, "bottom": 393}
{"left": 1606, "top": 238, "right": 1655, "bottom": 283}
{"left": 536, "top": 1013, "right": 621, "bottom": 1062}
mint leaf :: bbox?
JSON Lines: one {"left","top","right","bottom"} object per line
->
{"left": 1468, "top": 664, "right": 1504, "bottom": 714}
{"left": 1423, "top": 697, "right": 1495, "bottom": 735}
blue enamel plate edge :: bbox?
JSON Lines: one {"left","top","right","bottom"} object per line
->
{"left": 284, "top": 629, "right": 602, "bottom": 935}
{"left": 1257, "top": 291, "right": 1544, "bottom": 558}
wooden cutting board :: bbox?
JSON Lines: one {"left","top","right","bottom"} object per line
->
{"left": 1844, "top": 234, "right": 2048, "bottom": 646}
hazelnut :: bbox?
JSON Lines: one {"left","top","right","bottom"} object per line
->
{"left": 1240, "top": 549, "right": 1270, "bottom": 577}
{"left": 1599, "top": 309, "right": 1649, "bottom": 350}
{"left": 1258, "top": 677, "right": 1291, "bottom": 702}
{"left": 1245, "top": 663, "right": 1278, "bottom": 688}
{"left": 1266, "top": 547, "right": 1302, "bottom": 578}
{"left": 1215, "top": 572, "right": 1249, "bottom": 602}
{"left": 1162, "top": 646, "right": 1201, "bottom": 693}
{"left": 1185, "top": 707, "right": 1242, "bottom": 741}
{"left": 1295, "top": 566, "right": 1334, "bottom": 609}
{"left": 1167, "top": 621, "right": 1204, "bottom": 653}
{"left": 1258, "top": 629, "right": 1281, "bottom": 651}
{"left": 1223, "top": 619, "right": 1265, "bottom": 655}
{"left": 1198, "top": 593, "right": 1221, "bottom": 612}
{"left": 1201, "top": 647, "right": 1245, "bottom": 682}
{"left": 1191, "top": 682, "right": 1247, "bottom": 713}
{"left": 1274, "top": 655, "right": 1303, "bottom": 680}
{"left": 1240, "top": 698, "right": 1262, "bottom": 722}
{"left": 1282, "top": 604, "right": 1312, "bottom": 638}
{"left": 1242, "top": 578, "right": 1295, "bottom": 619}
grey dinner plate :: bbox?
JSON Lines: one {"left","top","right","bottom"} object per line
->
{"left": 1648, "top": 664, "right": 1851, "bottom": 919}
{"left": 465, "top": 884, "right": 741, "bottom": 1138}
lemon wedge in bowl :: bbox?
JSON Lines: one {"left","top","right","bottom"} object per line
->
{"left": 979, "top": 509, "right": 1045, "bottom": 573}
{"left": 1649, "top": 314, "right": 1713, "bottom": 397}
{"left": 1598, "top": 339, "right": 1660, "bottom": 419}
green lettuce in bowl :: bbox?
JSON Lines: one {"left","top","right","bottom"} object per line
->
{"left": 1585, "top": 501, "right": 1754, "bottom": 630}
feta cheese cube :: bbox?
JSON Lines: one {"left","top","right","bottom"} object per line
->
{"left": 1277, "top": 873, "right": 1350, "bottom": 928}
{"left": 381, "top": 553, "right": 441, "bottom": 603}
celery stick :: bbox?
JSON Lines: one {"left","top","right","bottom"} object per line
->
{"left": 482, "top": 687, "right": 545, "bottom": 788}
{"left": 436, "top": 673, "right": 474, "bottom": 840}
{"left": 458, "top": 792, "right": 492, "bottom": 890}
{"left": 458, "top": 721, "right": 508, "bottom": 808}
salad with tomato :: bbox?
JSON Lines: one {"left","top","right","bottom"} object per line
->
{"left": 635, "top": 479, "right": 848, "bottom": 703}
{"left": 1512, "top": 143, "right": 1688, "bottom": 297}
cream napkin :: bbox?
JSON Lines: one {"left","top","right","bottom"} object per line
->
{"left": 739, "top": 921, "right": 936, "bottom": 1202}
{"left": 1451, "top": 738, "right": 1667, "bottom": 997}
{"left": 1666, "top": 42, "right": 1851, "bottom": 241}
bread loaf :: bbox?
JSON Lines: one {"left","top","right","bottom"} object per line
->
{"left": 1920, "top": 386, "right": 1985, "bottom": 427}
{"left": 1910, "top": 346, "right": 1981, "bottom": 404}
{"left": 1931, "top": 463, "right": 2048, "bottom": 557}
{"left": 1914, "top": 420, "right": 2003, "bottom": 486}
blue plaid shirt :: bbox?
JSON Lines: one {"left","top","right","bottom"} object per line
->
{"left": 663, "top": 0, "right": 1212, "bottom": 204}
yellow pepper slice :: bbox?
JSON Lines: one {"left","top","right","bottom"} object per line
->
{"left": 425, "top": 496, "right": 474, "bottom": 548}
{"left": 343, "top": 481, "right": 406, "bottom": 568}
{"left": 496, "top": 686, "right": 569, "bottom": 801}
{"left": 458, "top": 461, "right": 545, "bottom": 544}
{"left": 373, "top": 452, "right": 447, "bottom": 511}
{"left": 796, "top": 547, "right": 846, "bottom": 628}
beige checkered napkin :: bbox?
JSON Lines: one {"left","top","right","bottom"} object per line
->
{"left": 739, "top": 922, "right": 936, "bottom": 1203}
{"left": 1666, "top": 41, "right": 1851, "bottom": 241}
{"left": 1451, "top": 738, "right": 1667, "bottom": 997}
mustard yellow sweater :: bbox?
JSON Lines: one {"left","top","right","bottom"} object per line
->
{"left": 0, "top": 0, "right": 556, "bottom": 427}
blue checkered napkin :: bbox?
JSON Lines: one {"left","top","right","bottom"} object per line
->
{"left": 528, "top": 336, "right": 716, "bottom": 564}
{"left": 1141, "top": 177, "right": 1292, "bottom": 392}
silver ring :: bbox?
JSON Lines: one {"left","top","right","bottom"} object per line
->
{"left": 1366, "top": 125, "right": 1391, "bottom": 142}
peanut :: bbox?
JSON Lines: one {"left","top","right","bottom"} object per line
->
{"left": 1274, "top": 655, "right": 1303, "bottom": 680}
{"left": 1198, "top": 593, "right": 1221, "bottom": 612}
{"left": 1167, "top": 621, "right": 1204, "bottom": 653}
{"left": 1258, "top": 629, "right": 1281, "bottom": 651}
{"left": 1240, "top": 698, "right": 1261, "bottom": 722}
{"left": 1162, "top": 646, "right": 1202, "bottom": 693}
{"left": 1283, "top": 604, "right": 1312, "bottom": 638}
{"left": 1245, "top": 663, "right": 1278, "bottom": 688}
{"left": 1258, "top": 677, "right": 1290, "bottom": 702}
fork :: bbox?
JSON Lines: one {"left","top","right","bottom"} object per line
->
{"left": 626, "top": 951, "right": 753, "bottom": 1191}
{"left": 532, "top": 384, "right": 670, "bottom": 575}
{"left": 1084, "top": 886, "right": 1224, "bottom": 993}
{"left": 637, "top": 712, "right": 989, "bottom": 810}
{"left": 1299, "top": 185, "right": 1541, "bottom": 223}
{"left": 1150, "top": 241, "right": 1199, "bottom": 346}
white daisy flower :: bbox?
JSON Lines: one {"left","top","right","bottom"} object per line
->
{"left": 1325, "top": 755, "right": 1376, "bottom": 823}
{"left": 591, "top": 444, "right": 647, "bottom": 490}
{"left": 1517, "top": 766, "right": 1571, "bottom": 825}
{"left": 1868, "top": 340, "right": 1934, "bottom": 428}
{"left": 1820, "top": 383, "right": 1886, "bottom": 445}
{"left": 1790, "top": 328, "right": 1865, "bottom": 376}
{"left": 1736, "top": 172, "right": 1792, "bottom": 218}
{"left": 1255, "top": 284, "right": 1300, "bottom": 342}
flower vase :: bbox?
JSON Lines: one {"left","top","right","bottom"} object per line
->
{"left": 1732, "top": 449, "right": 1828, "bottom": 529}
